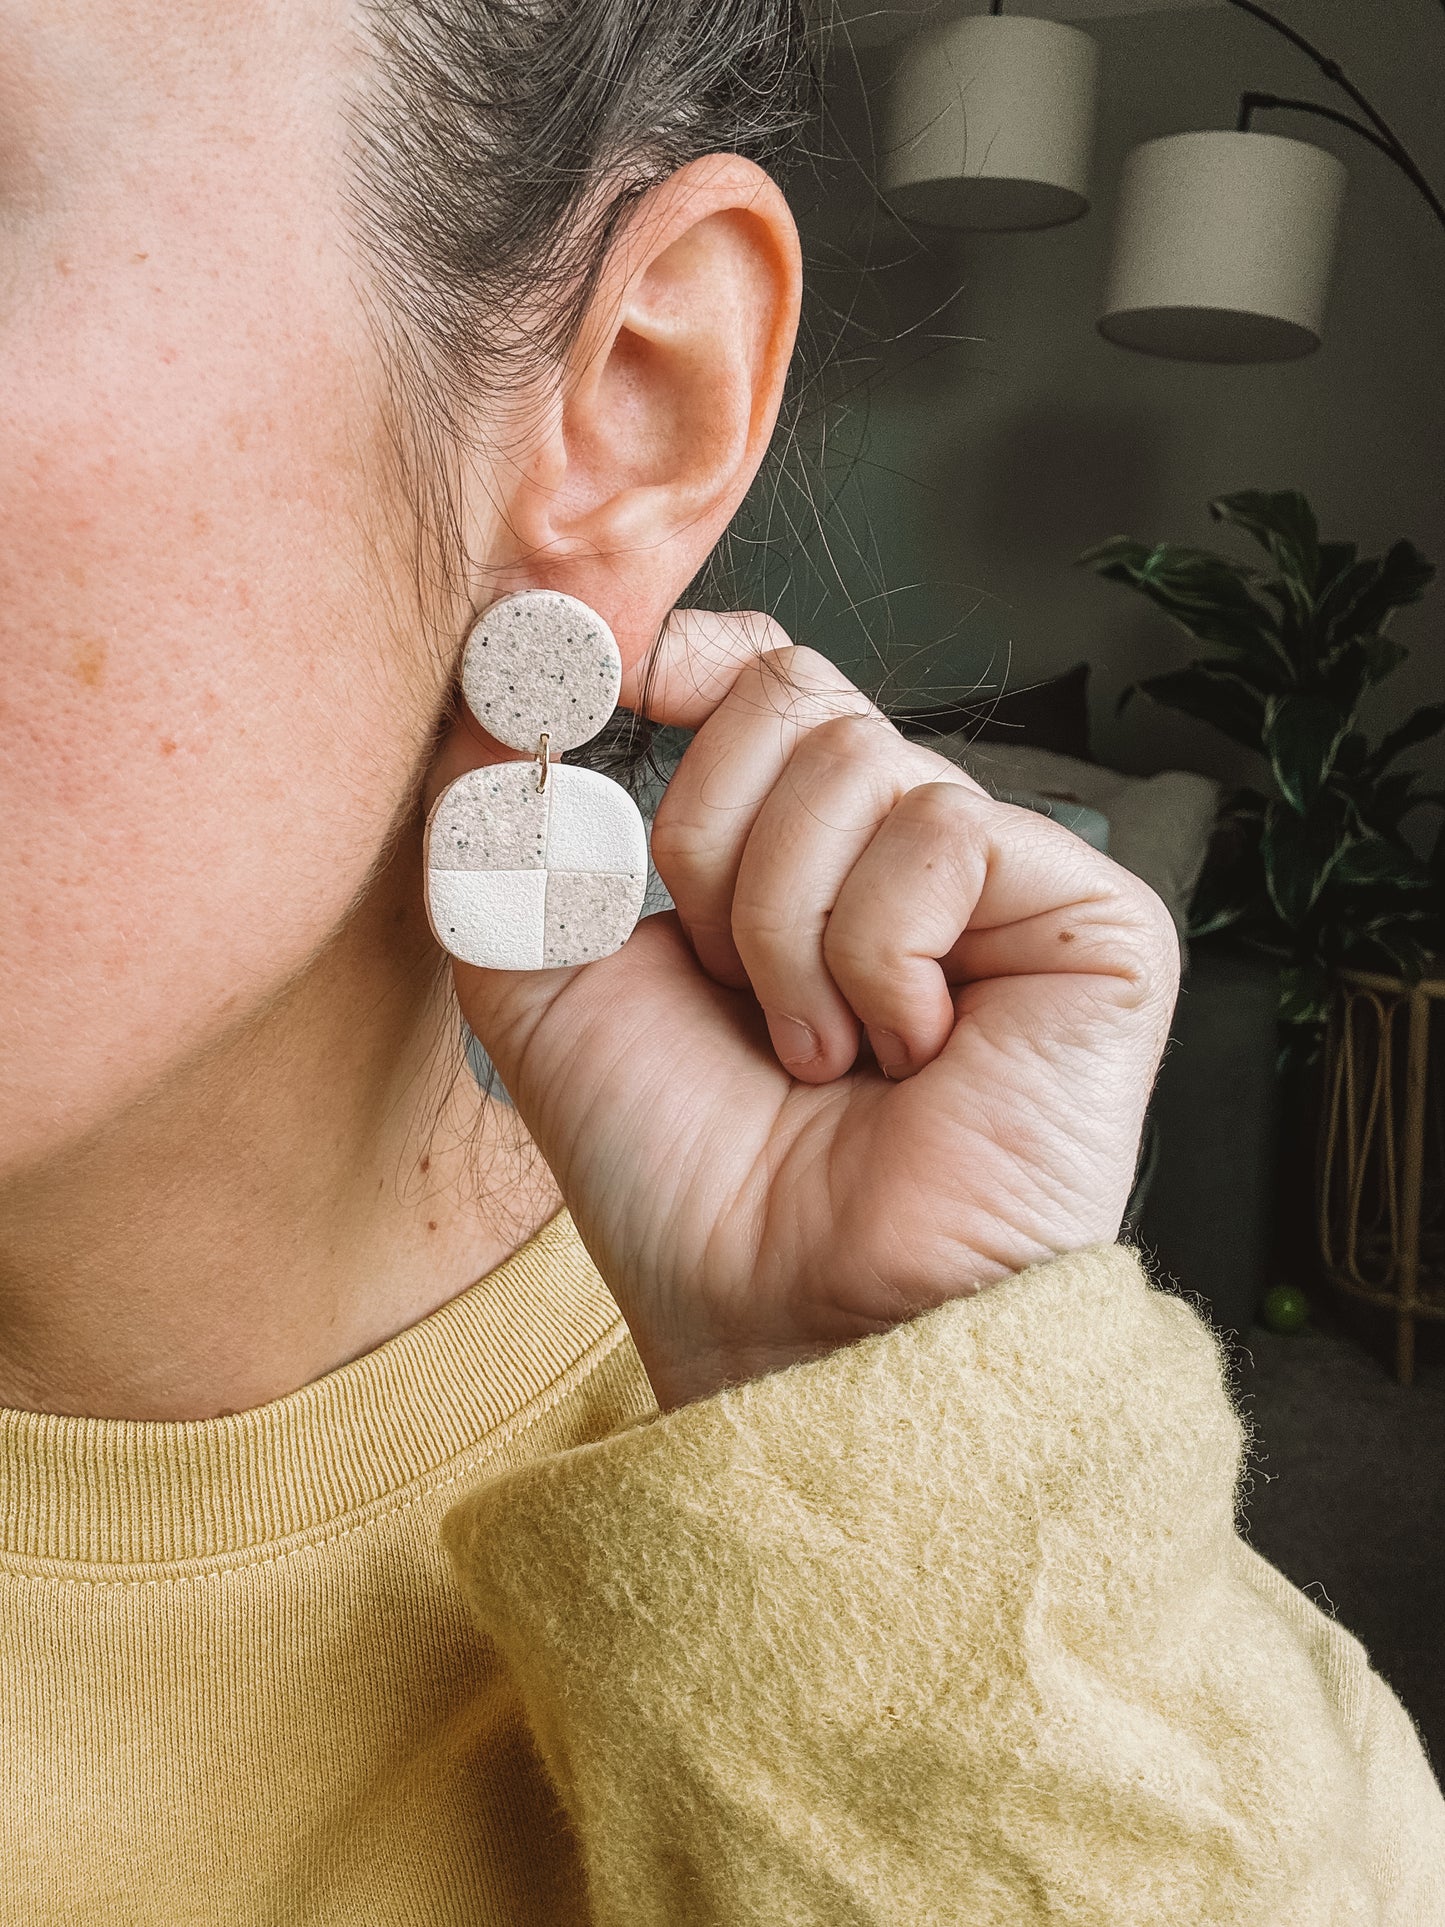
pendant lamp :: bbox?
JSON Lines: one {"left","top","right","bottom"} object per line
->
{"left": 881, "top": 7, "right": 1099, "bottom": 233}
{"left": 1098, "top": 129, "right": 1348, "bottom": 363}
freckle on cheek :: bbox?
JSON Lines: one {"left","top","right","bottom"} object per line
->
{"left": 192, "top": 509, "right": 211, "bottom": 536}
{"left": 70, "top": 637, "right": 107, "bottom": 686}
{"left": 159, "top": 739, "right": 178, "bottom": 756}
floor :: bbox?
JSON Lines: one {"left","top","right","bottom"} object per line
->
{"left": 1229, "top": 1292, "right": 1445, "bottom": 1776}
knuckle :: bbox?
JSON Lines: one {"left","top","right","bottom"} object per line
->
{"left": 896, "top": 777, "right": 974, "bottom": 830}
{"left": 647, "top": 805, "right": 725, "bottom": 908}
{"left": 732, "top": 612, "right": 795, "bottom": 659}
{"left": 746, "top": 643, "right": 873, "bottom": 714}
{"left": 1139, "top": 890, "right": 1184, "bottom": 988}
{"left": 645, "top": 792, "right": 700, "bottom": 868}
{"left": 1100, "top": 869, "right": 1183, "bottom": 1004}
{"left": 1113, "top": 862, "right": 1177, "bottom": 944}
{"left": 802, "top": 709, "right": 895, "bottom": 767}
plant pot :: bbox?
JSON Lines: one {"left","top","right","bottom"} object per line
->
{"left": 1317, "top": 968, "right": 1445, "bottom": 1384}
{"left": 1135, "top": 940, "right": 1283, "bottom": 1338}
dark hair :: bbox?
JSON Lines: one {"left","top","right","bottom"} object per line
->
{"left": 352, "top": 0, "right": 821, "bottom": 813}
{"left": 355, "top": 0, "right": 816, "bottom": 454}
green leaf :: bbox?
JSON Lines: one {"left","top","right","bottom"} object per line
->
{"left": 1316, "top": 541, "right": 1359, "bottom": 594}
{"left": 1368, "top": 701, "right": 1445, "bottom": 774}
{"left": 1279, "top": 960, "right": 1331, "bottom": 1027}
{"left": 1335, "top": 730, "right": 1369, "bottom": 776}
{"left": 1319, "top": 640, "right": 1373, "bottom": 712}
{"left": 1188, "top": 899, "right": 1248, "bottom": 939}
{"left": 1359, "top": 769, "right": 1420, "bottom": 835}
{"left": 1342, "top": 927, "right": 1432, "bottom": 981}
{"left": 1265, "top": 693, "right": 1348, "bottom": 813}
{"left": 1331, "top": 836, "right": 1419, "bottom": 889}
{"left": 1078, "top": 538, "right": 1285, "bottom": 667}
{"left": 1130, "top": 664, "right": 1268, "bottom": 752}
{"left": 1262, "top": 802, "right": 1343, "bottom": 928}
{"left": 1363, "top": 635, "right": 1411, "bottom": 684}
{"left": 1317, "top": 540, "right": 1435, "bottom": 647}
{"left": 1209, "top": 490, "right": 1320, "bottom": 594}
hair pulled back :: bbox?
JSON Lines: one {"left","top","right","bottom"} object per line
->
{"left": 357, "top": 0, "right": 816, "bottom": 444}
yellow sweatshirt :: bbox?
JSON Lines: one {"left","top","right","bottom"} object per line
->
{"left": 2, "top": 1210, "right": 1441, "bottom": 1925}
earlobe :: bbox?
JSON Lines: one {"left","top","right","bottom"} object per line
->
{"left": 498, "top": 156, "right": 801, "bottom": 670}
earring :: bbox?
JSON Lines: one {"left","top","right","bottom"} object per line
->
{"left": 424, "top": 590, "right": 649, "bottom": 971}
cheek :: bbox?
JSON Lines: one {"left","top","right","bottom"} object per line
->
{"left": 0, "top": 224, "right": 435, "bottom": 1163}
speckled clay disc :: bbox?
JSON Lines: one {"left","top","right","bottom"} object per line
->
{"left": 424, "top": 761, "right": 647, "bottom": 970}
{"left": 460, "top": 590, "right": 622, "bottom": 754}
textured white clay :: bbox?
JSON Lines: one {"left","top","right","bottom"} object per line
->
{"left": 425, "top": 761, "right": 646, "bottom": 971}
{"left": 427, "top": 868, "right": 549, "bottom": 971}
{"left": 426, "top": 763, "right": 550, "bottom": 871}
{"left": 460, "top": 590, "right": 623, "bottom": 755}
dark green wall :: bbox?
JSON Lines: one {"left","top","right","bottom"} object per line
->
{"left": 731, "top": 0, "right": 1445, "bottom": 796}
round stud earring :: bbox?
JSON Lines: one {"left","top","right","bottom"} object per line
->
{"left": 424, "top": 591, "right": 649, "bottom": 971}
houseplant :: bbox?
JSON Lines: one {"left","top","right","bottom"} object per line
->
{"left": 1080, "top": 490, "right": 1445, "bottom": 1058}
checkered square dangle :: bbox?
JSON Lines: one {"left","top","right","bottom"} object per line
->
{"left": 424, "top": 592, "right": 648, "bottom": 970}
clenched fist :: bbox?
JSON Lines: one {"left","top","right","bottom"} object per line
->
{"left": 428, "top": 612, "right": 1180, "bottom": 1411}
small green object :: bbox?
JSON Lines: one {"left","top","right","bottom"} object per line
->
{"left": 1261, "top": 1284, "right": 1310, "bottom": 1333}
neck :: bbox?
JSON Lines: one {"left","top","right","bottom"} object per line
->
{"left": 0, "top": 840, "right": 559, "bottom": 1421}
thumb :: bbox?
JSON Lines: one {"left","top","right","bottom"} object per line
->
{"left": 620, "top": 608, "right": 793, "bottom": 729}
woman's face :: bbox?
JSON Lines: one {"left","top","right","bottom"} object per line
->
{"left": 0, "top": 2, "right": 469, "bottom": 1177}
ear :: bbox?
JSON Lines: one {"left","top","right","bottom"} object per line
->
{"left": 482, "top": 155, "right": 802, "bottom": 690}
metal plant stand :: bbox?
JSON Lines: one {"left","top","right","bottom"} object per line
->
{"left": 1318, "top": 970, "right": 1445, "bottom": 1385}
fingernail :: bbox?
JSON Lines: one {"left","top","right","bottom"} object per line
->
{"left": 769, "top": 1013, "right": 821, "bottom": 1068}
{"left": 872, "top": 1030, "right": 910, "bottom": 1079}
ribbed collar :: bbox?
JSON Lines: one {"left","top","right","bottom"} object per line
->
{"left": 0, "top": 1210, "right": 628, "bottom": 1567}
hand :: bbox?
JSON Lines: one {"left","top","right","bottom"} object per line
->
{"left": 432, "top": 613, "right": 1181, "bottom": 1410}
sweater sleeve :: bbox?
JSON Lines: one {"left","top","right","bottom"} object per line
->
{"left": 439, "top": 1245, "right": 1445, "bottom": 1925}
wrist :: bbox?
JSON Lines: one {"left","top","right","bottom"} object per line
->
{"left": 634, "top": 1235, "right": 1082, "bottom": 1414}
{"left": 642, "top": 1346, "right": 819, "bottom": 1415}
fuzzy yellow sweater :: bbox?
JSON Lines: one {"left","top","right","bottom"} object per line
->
{"left": 1, "top": 1212, "right": 1441, "bottom": 1925}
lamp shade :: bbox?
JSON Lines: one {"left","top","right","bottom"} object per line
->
{"left": 1099, "top": 131, "right": 1348, "bottom": 362}
{"left": 881, "top": 15, "right": 1099, "bottom": 232}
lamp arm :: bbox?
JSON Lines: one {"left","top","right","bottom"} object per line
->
{"left": 1237, "top": 93, "right": 1396, "bottom": 162}
{"left": 1236, "top": 89, "right": 1445, "bottom": 234}
{"left": 1221, "top": 1, "right": 1445, "bottom": 233}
